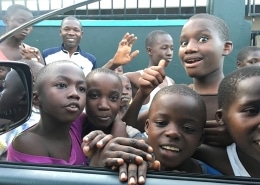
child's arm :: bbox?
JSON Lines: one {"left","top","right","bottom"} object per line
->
{"left": 102, "top": 32, "right": 139, "bottom": 70}
{"left": 110, "top": 115, "right": 128, "bottom": 137}
{"left": 122, "top": 60, "right": 166, "bottom": 131}
{"left": 193, "top": 144, "right": 233, "bottom": 175}
{"left": 204, "top": 120, "right": 233, "bottom": 147}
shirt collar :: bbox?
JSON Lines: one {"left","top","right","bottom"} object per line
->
{"left": 61, "top": 44, "right": 81, "bottom": 55}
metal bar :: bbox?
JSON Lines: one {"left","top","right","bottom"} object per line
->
{"left": 0, "top": 0, "right": 3, "bottom": 18}
{"left": 0, "top": 0, "right": 100, "bottom": 43}
{"left": 178, "top": 0, "right": 181, "bottom": 14}
{"left": 247, "top": 0, "right": 251, "bottom": 16}
{"left": 164, "top": 0, "right": 166, "bottom": 15}
{"left": 111, "top": 0, "right": 114, "bottom": 15}
{"left": 98, "top": 0, "right": 101, "bottom": 16}
{"left": 49, "top": 0, "right": 51, "bottom": 11}
{"left": 149, "top": 0, "right": 152, "bottom": 14}
{"left": 124, "top": 0, "right": 126, "bottom": 15}
{"left": 253, "top": 0, "right": 256, "bottom": 14}
{"left": 136, "top": 0, "right": 139, "bottom": 15}
{"left": 36, "top": 0, "right": 40, "bottom": 15}
{"left": 194, "top": 0, "right": 196, "bottom": 14}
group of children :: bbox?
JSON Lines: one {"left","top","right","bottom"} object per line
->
{"left": 0, "top": 3, "right": 259, "bottom": 185}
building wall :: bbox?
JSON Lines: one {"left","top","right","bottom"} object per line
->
{"left": 0, "top": 0, "right": 252, "bottom": 84}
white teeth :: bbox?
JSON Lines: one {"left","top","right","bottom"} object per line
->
{"left": 70, "top": 105, "right": 76, "bottom": 108}
{"left": 257, "top": 141, "right": 260, "bottom": 146}
{"left": 161, "top": 146, "right": 180, "bottom": 152}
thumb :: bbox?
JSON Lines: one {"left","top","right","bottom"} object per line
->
{"left": 158, "top": 59, "right": 166, "bottom": 67}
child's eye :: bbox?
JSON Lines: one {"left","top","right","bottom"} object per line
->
{"left": 243, "top": 107, "right": 259, "bottom": 115}
{"left": 110, "top": 95, "right": 119, "bottom": 102}
{"left": 126, "top": 87, "right": 132, "bottom": 91}
{"left": 161, "top": 46, "right": 167, "bottom": 50}
{"left": 248, "top": 59, "right": 257, "bottom": 64}
{"left": 198, "top": 36, "right": 208, "bottom": 43}
{"left": 88, "top": 92, "right": 99, "bottom": 99}
{"left": 183, "top": 124, "right": 195, "bottom": 133}
{"left": 180, "top": 41, "right": 188, "bottom": 47}
{"left": 78, "top": 86, "right": 86, "bottom": 93}
{"left": 55, "top": 83, "right": 67, "bottom": 89}
{"left": 155, "top": 121, "right": 168, "bottom": 127}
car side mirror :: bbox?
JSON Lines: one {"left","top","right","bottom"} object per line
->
{"left": 0, "top": 61, "right": 32, "bottom": 135}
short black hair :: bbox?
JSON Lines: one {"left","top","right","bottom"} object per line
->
{"left": 61, "top": 16, "right": 82, "bottom": 28}
{"left": 237, "top": 46, "right": 260, "bottom": 62}
{"left": 190, "top": 13, "right": 229, "bottom": 41}
{"left": 35, "top": 60, "right": 80, "bottom": 92}
{"left": 145, "top": 30, "right": 171, "bottom": 48}
{"left": 151, "top": 84, "right": 206, "bottom": 125}
{"left": 86, "top": 68, "right": 122, "bottom": 90}
{"left": 5, "top": 4, "right": 31, "bottom": 17}
{"left": 218, "top": 66, "right": 260, "bottom": 110}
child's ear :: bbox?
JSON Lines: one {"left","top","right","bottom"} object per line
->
{"left": 237, "top": 60, "right": 242, "bottom": 68}
{"left": 59, "top": 28, "right": 62, "bottom": 36}
{"left": 222, "top": 41, "right": 233, "bottom": 56}
{"left": 144, "top": 119, "right": 150, "bottom": 135}
{"left": 32, "top": 91, "right": 40, "bottom": 106}
{"left": 146, "top": 47, "right": 152, "bottom": 55}
{"left": 215, "top": 109, "right": 224, "bottom": 126}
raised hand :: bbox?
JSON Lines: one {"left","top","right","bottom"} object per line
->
{"left": 111, "top": 32, "right": 139, "bottom": 66}
{"left": 19, "top": 45, "right": 40, "bottom": 61}
{"left": 138, "top": 59, "right": 166, "bottom": 97}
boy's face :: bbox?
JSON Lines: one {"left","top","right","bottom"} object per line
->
{"left": 179, "top": 18, "right": 229, "bottom": 79}
{"left": 60, "top": 19, "right": 83, "bottom": 50}
{"left": 221, "top": 76, "right": 260, "bottom": 162}
{"left": 147, "top": 34, "right": 173, "bottom": 67}
{"left": 37, "top": 63, "right": 86, "bottom": 123}
{"left": 237, "top": 51, "right": 260, "bottom": 68}
{"left": 86, "top": 73, "right": 122, "bottom": 130}
{"left": 120, "top": 76, "right": 132, "bottom": 106}
{"left": 145, "top": 94, "right": 204, "bottom": 170}
{"left": 5, "top": 9, "right": 33, "bottom": 40}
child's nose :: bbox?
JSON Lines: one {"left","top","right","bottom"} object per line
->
{"left": 122, "top": 88, "right": 128, "bottom": 95}
{"left": 98, "top": 98, "right": 110, "bottom": 110}
{"left": 185, "top": 40, "right": 199, "bottom": 53}
{"left": 68, "top": 87, "right": 80, "bottom": 100}
{"left": 165, "top": 124, "right": 181, "bottom": 139}
{"left": 166, "top": 48, "right": 173, "bottom": 56}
